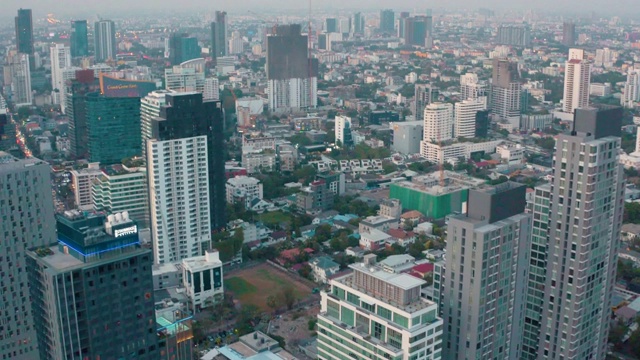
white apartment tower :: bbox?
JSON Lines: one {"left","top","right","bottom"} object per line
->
{"left": 318, "top": 254, "right": 444, "bottom": 360}
{"left": 50, "top": 44, "right": 71, "bottom": 104}
{"left": 9, "top": 53, "right": 32, "bottom": 106}
{"left": 622, "top": 70, "right": 640, "bottom": 109}
{"left": 562, "top": 49, "right": 591, "bottom": 114}
{"left": 454, "top": 97, "right": 487, "bottom": 139}
{"left": 422, "top": 102, "right": 453, "bottom": 144}
{"left": 460, "top": 73, "right": 488, "bottom": 101}
{"left": 334, "top": 115, "right": 352, "bottom": 147}
{"left": 442, "top": 183, "right": 531, "bottom": 359}
{"left": 140, "top": 90, "right": 171, "bottom": 160}
{"left": 147, "top": 136, "right": 211, "bottom": 264}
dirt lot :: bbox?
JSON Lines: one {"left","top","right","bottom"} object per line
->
{"left": 269, "top": 304, "right": 320, "bottom": 358}
{"left": 225, "top": 263, "right": 314, "bottom": 312}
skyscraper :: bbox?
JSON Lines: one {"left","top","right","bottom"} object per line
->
{"left": 460, "top": 73, "right": 488, "bottom": 101}
{"left": 318, "top": 254, "right": 443, "bottom": 359}
{"left": 491, "top": 58, "right": 522, "bottom": 127}
{"left": 454, "top": 97, "right": 487, "bottom": 139}
{"left": 0, "top": 108, "right": 17, "bottom": 152}
{"left": 27, "top": 211, "right": 159, "bottom": 360}
{"left": 169, "top": 33, "right": 202, "bottom": 65}
{"left": 50, "top": 44, "right": 71, "bottom": 104}
{"left": 70, "top": 20, "right": 89, "bottom": 57}
{"left": 403, "top": 16, "right": 429, "bottom": 47}
{"left": 266, "top": 24, "right": 318, "bottom": 111}
{"left": 525, "top": 106, "right": 624, "bottom": 360}
{"left": 94, "top": 20, "right": 117, "bottom": 62}
{"left": 0, "top": 152, "right": 56, "bottom": 360}
{"left": 353, "top": 12, "right": 365, "bottom": 34}
{"left": 66, "top": 69, "right": 100, "bottom": 159}
{"left": 398, "top": 11, "right": 410, "bottom": 38}
{"left": 8, "top": 53, "right": 32, "bottom": 106}
{"left": 141, "top": 90, "right": 172, "bottom": 160}
{"left": 334, "top": 115, "right": 352, "bottom": 147}
{"left": 442, "top": 182, "right": 531, "bottom": 359}
{"left": 422, "top": 102, "right": 453, "bottom": 144}
{"left": 562, "top": 22, "right": 576, "bottom": 46}
{"left": 228, "top": 31, "right": 244, "bottom": 55}
{"left": 211, "top": 11, "right": 228, "bottom": 58}
{"left": 496, "top": 24, "right": 531, "bottom": 47}
{"left": 85, "top": 93, "right": 141, "bottom": 164}
{"left": 325, "top": 18, "right": 338, "bottom": 33}
{"left": 147, "top": 92, "right": 226, "bottom": 264}
{"left": 379, "top": 9, "right": 395, "bottom": 33}
{"left": 562, "top": 49, "right": 591, "bottom": 114}
{"left": 15, "top": 9, "right": 34, "bottom": 54}
{"left": 622, "top": 70, "right": 640, "bottom": 108}
{"left": 414, "top": 84, "right": 439, "bottom": 120}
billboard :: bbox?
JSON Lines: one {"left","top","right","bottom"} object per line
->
{"left": 99, "top": 74, "right": 157, "bottom": 98}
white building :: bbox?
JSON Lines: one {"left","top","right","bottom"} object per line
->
{"left": 622, "top": 70, "right": 640, "bottom": 108}
{"left": 226, "top": 175, "right": 264, "bottom": 209}
{"left": 70, "top": 163, "right": 103, "bottom": 210}
{"left": 422, "top": 102, "right": 453, "bottom": 144}
{"left": 50, "top": 44, "right": 71, "bottom": 104}
{"left": 460, "top": 73, "right": 488, "bottom": 101}
{"left": 59, "top": 67, "right": 81, "bottom": 113}
{"left": 496, "top": 143, "right": 525, "bottom": 164}
{"left": 182, "top": 250, "right": 224, "bottom": 311}
{"left": 421, "top": 140, "right": 502, "bottom": 164}
{"left": 91, "top": 163, "right": 149, "bottom": 228}
{"left": 204, "top": 78, "right": 220, "bottom": 101}
{"left": 148, "top": 135, "right": 211, "bottom": 264}
{"left": 8, "top": 53, "right": 32, "bottom": 106}
{"left": 165, "top": 59, "right": 217, "bottom": 100}
{"left": 454, "top": 97, "right": 486, "bottom": 139}
{"left": 268, "top": 77, "right": 318, "bottom": 112}
{"left": 594, "top": 47, "right": 617, "bottom": 67}
{"left": 228, "top": 31, "right": 244, "bottom": 55}
{"left": 140, "top": 90, "right": 172, "bottom": 159}
{"left": 562, "top": 49, "right": 591, "bottom": 114}
{"left": 318, "top": 254, "right": 444, "bottom": 360}
{"left": 334, "top": 115, "right": 352, "bottom": 147}
{"left": 589, "top": 83, "right": 611, "bottom": 97}
{"left": 391, "top": 121, "right": 423, "bottom": 154}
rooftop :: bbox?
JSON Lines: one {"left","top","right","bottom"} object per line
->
{"left": 349, "top": 261, "right": 424, "bottom": 290}
{"left": 0, "top": 152, "right": 48, "bottom": 173}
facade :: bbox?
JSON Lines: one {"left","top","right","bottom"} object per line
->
{"left": 0, "top": 109, "right": 17, "bottom": 152}
{"left": 297, "top": 180, "right": 334, "bottom": 212}
{"left": 182, "top": 250, "right": 224, "bottom": 311}
{"left": 156, "top": 308, "right": 194, "bottom": 360}
{"left": 169, "top": 33, "right": 202, "bottom": 65}
{"left": 8, "top": 53, "right": 32, "bottom": 106}
{"left": 353, "top": 12, "right": 365, "bottom": 34}
{"left": 50, "top": 44, "right": 71, "bottom": 104}
{"left": 267, "top": 24, "right": 318, "bottom": 112}
{"left": 318, "top": 254, "right": 443, "bottom": 360}
{"left": 379, "top": 9, "right": 395, "bottom": 33}
{"left": 454, "top": 97, "right": 487, "bottom": 139}
{"left": 562, "top": 49, "right": 591, "bottom": 114}
{"left": 92, "top": 163, "right": 149, "bottom": 228}
{"left": 147, "top": 92, "right": 226, "bottom": 263}
{"left": 460, "top": 73, "right": 488, "bottom": 101}
{"left": 496, "top": 24, "right": 531, "bottom": 47}
{"left": 402, "top": 16, "right": 429, "bottom": 47}
{"left": 335, "top": 115, "right": 353, "bottom": 147}
{"left": 27, "top": 211, "right": 159, "bottom": 360}
{"left": 70, "top": 162, "right": 103, "bottom": 209}
{"left": 526, "top": 106, "right": 625, "bottom": 360}
{"left": 141, "top": 90, "right": 171, "bottom": 160}
{"left": 391, "top": 121, "right": 423, "bottom": 155}
{"left": 491, "top": 58, "right": 521, "bottom": 127}
{"left": 211, "top": 11, "right": 228, "bottom": 58}
{"left": 226, "top": 175, "right": 264, "bottom": 209}
{"left": 562, "top": 22, "right": 576, "bottom": 46}
{"left": 85, "top": 92, "right": 141, "bottom": 164}
{"left": 442, "top": 183, "right": 531, "bottom": 359}
{"left": 66, "top": 70, "right": 100, "bottom": 159}
{"left": 420, "top": 102, "right": 453, "bottom": 156}
{"left": 622, "top": 70, "right": 640, "bottom": 108}
{"left": 94, "top": 20, "right": 117, "bottom": 62}
{"left": 15, "top": 9, "right": 34, "bottom": 56}
{"left": 70, "top": 20, "right": 89, "bottom": 57}
{"left": 0, "top": 152, "right": 56, "bottom": 360}
{"left": 414, "top": 84, "right": 439, "bottom": 121}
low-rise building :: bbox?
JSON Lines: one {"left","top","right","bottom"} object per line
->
{"left": 182, "top": 250, "right": 224, "bottom": 311}
{"left": 309, "top": 256, "right": 340, "bottom": 283}
{"left": 226, "top": 175, "right": 263, "bottom": 209}
{"left": 70, "top": 162, "right": 103, "bottom": 210}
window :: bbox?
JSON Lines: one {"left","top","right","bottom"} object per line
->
{"left": 372, "top": 320, "right": 385, "bottom": 340}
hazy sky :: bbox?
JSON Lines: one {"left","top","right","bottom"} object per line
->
{"left": 4, "top": 0, "right": 640, "bottom": 18}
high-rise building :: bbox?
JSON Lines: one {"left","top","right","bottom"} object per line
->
{"left": 169, "top": 33, "right": 202, "bottom": 65}
{"left": 70, "top": 162, "right": 103, "bottom": 209}
{"left": 475, "top": 110, "right": 490, "bottom": 138}
{"left": 147, "top": 92, "right": 226, "bottom": 264}
{"left": 422, "top": 102, "right": 453, "bottom": 144}
{"left": 66, "top": 69, "right": 101, "bottom": 159}
{"left": 15, "top": 9, "right": 34, "bottom": 55}
{"left": 334, "top": 115, "right": 353, "bottom": 147}
{"left": 441, "top": 182, "right": 531, "bottom": 359}
{"left": 50, "top": 44, "right": 72, "bottom": 104}
{"left": 353, "top": 12, "right": 365, "bottom": 34}
{"left": 523, "top": 106, "right": 624, "bottom": 360}
{"left": 0, "top": 152, "right": 56, "bottom": 360}
{"left": 454, "top": 97, "right": 487, "bottom": 139}
{"left": 8, "top": 53, "right": 32, "bottom": 106}
{"left": 86, "top": 93, "right": 141, "bottom": 164}
{"left": 414, "top": 84, "right": 439, "bottom": 120}
{"left": 403, "top": 16, "right": 429, "bottom": 47}
{"left": 562, "top": 22, "right": 576, "bottom": 47}
{"left": 562, "top": 48, "right": 591, "bottom": 114}
{"left": 228, "top": 31, "right": 244, "bottom": 55}
{"left": 622, "top": 70, "right": 640, "bottom": 108}
{"left": 266, "top": 25, "right": 318, "bottom": 112}
{"left": 460, "top": 73, "right": 488, "bottom": 101}
{"left": 164, "top": 58, "right": 218, "bottom": 101}
{"left": 325, "top": 18, "right": 338, "bottom": 33}
{"left": 94, "top": 20, "right": 117, "bottom": 62}
{"left": 398, "top": 12, "right": 410, "bottom": 38}
{"left": 496, "top": 24, "right": 531, "bottom": 47}
{"left": 317, "top": 254, "right": 444, "bottom": 360}
{"left": 141, "top": 90, "right": 172, "bottom": 160}
{"left": 379, "top": 9, "right": 395, "bottom": 33}
{"left": 0, "top": 108, "right": 17, "bottom": 152}
{"left": 70, "top": 20, "right": 89, "bottom": 57}
{"left": 204, "top": 78, "right": 220, "bottom": 101}
{"left": 339, "top": 18, "right": 351, "bottom": 36}
{"left": 491, "top": 58, "right": 522, "bottom": 127}
{"left": 27, "top": 211, "right": 159, "bottom": 360}
{"left": 92, "top": 163, "right": 149, "bottom": 228}
{"left": 211, "top": 11, "right": 228, "bottom": 58}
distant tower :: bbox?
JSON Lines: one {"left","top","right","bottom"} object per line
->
{"left": 50, "top": 44, "right": 71, "bottom": 104}
{"left": 414, "top": 84, "right": 439, "bottom": 120}
{"left": 562, "top": 48, "right": 591, "bottom": 113}
{"left": 15, "top": 9, "right": 34, "bottom": 70}
{"left": 491, "top": 58, "right": 522, "bottom": 127}
{"left": 379, "top": 9, "right": 395, "bottom": 33}
{"left": 562, "top": 22, "right": 576, "bottom": 46}
{"left": 213, "top": 11, "right": 228, "bottom": 57}
{"left": 70, "top": 20, "right": 89, "bottom": 57}
{"left": 94, "top": 20, "right": 117, "bottom": 62}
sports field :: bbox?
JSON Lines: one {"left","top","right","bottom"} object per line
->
{"left": 225, "top": 263, "right": 313, "bottom": 312}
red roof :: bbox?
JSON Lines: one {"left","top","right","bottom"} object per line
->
{"left": 568, "top": 59, "right": 582, "bottom": 64}
{"left": 412, "top": 263, "right": 435, "bottom": 274}
{"left": 387, "top": 228, "right": 415, "bottom": 239}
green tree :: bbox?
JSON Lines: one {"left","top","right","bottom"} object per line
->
{"left": 280, "top": 286, "right": 296, "bottom": 310}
